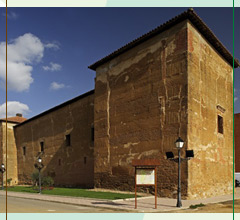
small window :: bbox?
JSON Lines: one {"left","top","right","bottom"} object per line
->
{"left": 91, "top": 126, "right": 94, "bottom": 142}
{"left": 58, "top": 159, "right": 61, "bottom": 166}
{"left": 66, "top": 134, "right": 71, "bottom": 146}
{"left": 23, "top": 146, "right": 26, "bottom": 156}
{"left": 40, "top": 141, "right": 44, "bottom": 152}
{"left": 218, "top": 115, "right": 223, "bottom": 134}
{"left": 84, "top": 157, "right": 87, "bottom": 164}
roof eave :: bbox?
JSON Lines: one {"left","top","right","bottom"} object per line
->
{"left": 0, "top": 119, "right": 21, "bottom": 124}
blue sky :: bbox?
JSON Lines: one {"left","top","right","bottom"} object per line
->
{"left": 0, "top": 7, "right": 239, "bottom": 118}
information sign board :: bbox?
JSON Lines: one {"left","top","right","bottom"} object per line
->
{"left": 136, "top": 169, "right": 155, "bottom": 185}
{"left": 132, "top": 159, "right": 160, "bottom": 209}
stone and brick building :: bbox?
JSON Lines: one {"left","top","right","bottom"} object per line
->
{"left": 0, "top": 9, "right": 239, "bottom": 199}
{"left": 0, "top": 114, "right": 27, "bottom": 185}
{"left": 235, "top": 113, "right": 240, "bottom": 181}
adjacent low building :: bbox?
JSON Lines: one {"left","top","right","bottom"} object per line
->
{"left": 0, "top": 114, "right": 27, "bottom": 185}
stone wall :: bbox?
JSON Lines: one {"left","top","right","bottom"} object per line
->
{"left": 187, "top": 21, "right": 233, "bottom": 199}
{"left": 0, "top": 122, "right": 19, "bottom": 185}
{"left": 14, "top": 91, "right": 94, "bottom": 188}
{"left": 94, "top": 21, "right": 189, "bottom": 198}
{"left": 235, "top": 113, "right": 240, "bottom": 173}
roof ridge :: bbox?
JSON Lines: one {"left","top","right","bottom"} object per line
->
{"left": 0, "top": 116, "right": 27, "bottom": 124}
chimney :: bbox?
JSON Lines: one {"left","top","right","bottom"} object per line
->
{"left": 16, "top": 113, "right": 22, "bottom": 117}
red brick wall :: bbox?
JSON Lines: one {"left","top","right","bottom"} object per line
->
{"left": 235, "top": 114, "right": 240, "bottom": 172}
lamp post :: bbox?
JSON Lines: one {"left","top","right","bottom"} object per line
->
{"left": 34, "top": 157, "right": 44, "bottom": 194}
{"left": 0, "top": 163, "right": 6, "bottom": 190}
{"left": 38, "top": 158, "right": 42, "bottom": 194}
{"left": 165, "top": 137, "right": 194, "bottom": 208}
{"left": 175, "top": 137, "right": 184, "bottom": 208}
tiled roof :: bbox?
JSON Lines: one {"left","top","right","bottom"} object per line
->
{"left": 0, "top": 116, "right": 27, "bottom": 124}
{"left": 89, "top": 8, "right": 240, "bottom": 70}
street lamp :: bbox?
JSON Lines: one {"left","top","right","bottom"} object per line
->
{"left": 175, "top": 137, "right": 184, "bottom": 208}
{"left": 34, "top": 157, "right": 44, "bottom": 194}
{"left": 165, "top": 137, "right": 194, "bottom": 208}
{"left": 0, "top": 163, "right": 6, "bottom": 190}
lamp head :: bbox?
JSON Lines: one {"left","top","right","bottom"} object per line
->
{"left": 175, "top": 137, "right": 184, "bottom": 149}
{"left": 1, "top": 163, "right": 4, "bottom": 169}
{"left": 38, "top": 158, "right": 42, "bottom": 163}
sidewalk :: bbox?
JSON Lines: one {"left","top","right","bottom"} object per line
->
{"left": 0, "top": 188, "right": 239, "bottom": 212}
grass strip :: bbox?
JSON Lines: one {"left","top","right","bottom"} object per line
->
{"left": 5, "top": 186, "right": 138, "bottom": 200}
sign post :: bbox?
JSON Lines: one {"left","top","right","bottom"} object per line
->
{"left": 132, "top": 159, "right": 160, "bottom": 209}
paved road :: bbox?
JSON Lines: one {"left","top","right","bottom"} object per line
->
{"left": 0, "top": 195, "right": 123, "bottom": 213}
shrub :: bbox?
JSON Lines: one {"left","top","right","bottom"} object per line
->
{"left": 31, "top": 171, "right": 39, "bottom": 186}
{"left": 31, "top": 171, "right": 54, "bottom": 188}
{"left": 7, "top": 178, "right": 12, "bottom": 185}
{"left": 42, "top": 176, "right": 54, "bottom": 187}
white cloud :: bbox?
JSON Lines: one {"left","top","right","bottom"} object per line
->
{"left": 0, "top": 101, "right": 30, "bottom": 118}
{"left": 50, "top": 82, "right": 66, "bottom": 90}
{"left": 44, "top": 42, "right": 60, "bottom": 50}
{"left": 0, "top": 33, "right": 45, "bottom": 92}
{"left": 0, "top": 33, "right": 60, "bottom": 92}
{"left": 43, "top": 62, "right": 62, "bottom": 72}
{"left": 2, "top": 11, "right": 19, "bottom": 20}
